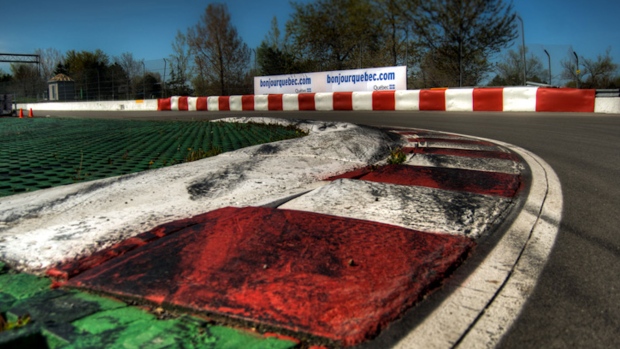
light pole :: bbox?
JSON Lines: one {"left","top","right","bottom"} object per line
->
{"left": 250, "top": 48, "right": 257, "bottom": 72}
{"left": 141, "top": 61, "right": 146, "bottom": 99}
{"left": 573, "top": 51, "right": 580, "bottom": 88}
{"left": 163, "top": 58, "right": 167, "bottom": 98}
{"left": 516, "top": 15, "right": 526, "bottom": 85}
{"left": 96, "top": 68, "right": 101, "bottom": 101}
{"left": 543, "top": 49, "right": 551, "bottom": 85}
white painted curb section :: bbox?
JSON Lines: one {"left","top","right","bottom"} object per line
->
{"left": 391, "top": 136, "right": 562, "bottom": 349}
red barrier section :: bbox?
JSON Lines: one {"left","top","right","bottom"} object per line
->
{"left": 372, "top": 91, "right": 396, "bottom": 110}
{"left": 178, "top": 97, "right": 189, "bottom": 111}
{"left": 242, "top": 95, "right": 254, "bottom": 111}
{"left": 419, "top": 90, "right": 446, "bottom": 111}
{"left": 218, "top": 96, "right": 231, "bottom": 111}
{"left": 536, "top": 88, "right": 595, "bottom": 112}
{"left": 333, "top": 92, "right": 353, "bottom": 110}
{"left": 65, "top": 206, "right": 474, "bottom": 346}
{"left": 298, "top": 93, "right": 316, "bottom": 110}
{"left": 473, "top": 88, "right": 503, "bottom": 111}
{"left": 157, "top": 98, "right": 171, "bottom": 111}
{"left": 196, "top": 97, "right": 208, "bottom": 111}
{"left": 268, "top": 94, "right": 283, "bottom": 111}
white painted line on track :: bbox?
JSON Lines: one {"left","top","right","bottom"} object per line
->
{"left": 378, "top": 134, "right": 562, "bottom": 349}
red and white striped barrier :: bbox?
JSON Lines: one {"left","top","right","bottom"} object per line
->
{"left": 158, "top": 87, "right": 614, "bottom": 113}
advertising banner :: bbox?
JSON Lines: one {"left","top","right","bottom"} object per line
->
{"left": 255, "top": 73, "right": 315, "bottom": 95}
{"left": 254, "top": 66, "right": 406, "bottom": 95}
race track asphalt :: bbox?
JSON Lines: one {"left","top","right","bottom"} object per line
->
{"left": 39, "top": 109, "right": 620, "bottom": 348}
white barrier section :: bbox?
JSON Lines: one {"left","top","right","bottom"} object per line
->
{"left": 207, "top": 96, "right": 220, "bottom": 111}
{"left": 594, "top": 98, "right": 620, "bottom": 114}
{"left": 187, "top": 97, "right": 198, "bottom": 111}
{"left": 395, "top": 90, "right": 420, "bottom": 111}
{"left": 352, "top": 91, "right": 373, "bottom": 111}
{"left": 254, "top": 95, "right": 269, "bottom": 111}
{"left": 229, "top": 96, "right": 243, "bottom": 111}
{"left": 282, "top": 94, "right": 299, "bottom": 111}
{"left": 170, "top": 96, "right": 180, "bottom": 111}
{"left": 503, "top": 87, "right": 538, "bottom": 112}
{"left": 315, "top": 93, "right": 334, "bottom": 111}
{"left": 445, "top": 89, "right": 474, "bottom": 112}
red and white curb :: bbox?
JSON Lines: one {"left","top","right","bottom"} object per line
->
{"left": 364, "top": 133, "right": 563, "bottom": 349}
{"left": 0, "top": 117, "right": 562, "bottom": 347}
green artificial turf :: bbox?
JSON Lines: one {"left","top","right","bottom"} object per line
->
{"left": 0, "top": 118, "right": 305, "bottom": 197}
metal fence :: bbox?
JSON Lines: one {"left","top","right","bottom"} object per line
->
{"left": 0, "top": 59, "right": 170, "bottom": 102}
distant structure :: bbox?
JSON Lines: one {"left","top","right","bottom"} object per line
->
{"left": 48, "top": 73, "right": 75, "bottom": 101}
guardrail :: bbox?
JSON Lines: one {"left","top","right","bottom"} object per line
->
{"left": 595, "top": 89, "right": 620, "bottom": 97}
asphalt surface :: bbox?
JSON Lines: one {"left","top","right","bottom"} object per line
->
{"left": 39, "top": 109, "right": 620, "bottom": 348}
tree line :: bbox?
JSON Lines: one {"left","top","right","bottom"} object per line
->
{"left": 1, "top": 49, "right": 163, "bottom": 101}
{"left": 165, "top": 0, "right": 620, "bottom": 95}
{"left": 2, "top": 0, "right": 618, "bottom": 101}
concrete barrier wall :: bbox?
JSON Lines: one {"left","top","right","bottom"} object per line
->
{"left": 18, "top": 99, "right": 159, "bottom": 112}
{"left": 17, "top": 89, "right": 620, "bottom": 114}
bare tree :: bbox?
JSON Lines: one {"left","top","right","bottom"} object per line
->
{"left": 114, "top": 52, "right": 144, "bottom": 98}
{"left": 372, "top": 0, "right": 410, "bottom": 67}
{"left": 168, "top": 30, "right": 194, "bottom": 95}
{"left": 581, "top": 48, "right": 618, "bottom": 88}
{"left": 490, "top": 46, "right": 545, "bottom": 86}
{"left": 265, "top": 16, "right": 281, "bottom": 50}
{"left": 562, "top": 49, "right": 620, "bottom": 88}
{"left": 187, "top": 3, "right": 250, "bottom": 96}
{"left": 35, "top": 47, "right": 64, "bottom": 81}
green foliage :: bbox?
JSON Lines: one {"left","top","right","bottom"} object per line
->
{"left": 0, "top": 314, "right": 31, "bottom": 332}
{"left": 405, "top": 0, "right": 518, "bottom": 87}
{"left": 9, "top": 63, "right": 41, "bottom": 98}
{"left": 257, "top": 42, "right": 302, "bottom": 75}
{"left": 387, "top": 147, "right": 407, "bottom": 165}
{"left": 286, "top": 0, "right": 383, "bottom": 71}
{"left": 184, "top": 146, "right": 222, "bottom": 163}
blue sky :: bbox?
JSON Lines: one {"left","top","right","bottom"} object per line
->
{"left": 2, "top": 0, "right": 619, "bottom": 83}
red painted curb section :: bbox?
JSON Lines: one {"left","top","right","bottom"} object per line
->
{"left": 328, "top": 164, "right": 521, "bottom": 198}
{"left": 47, "top": 208, "right": 241, "bottom": 281}
{"left": 61, "top": 207, "right": 474, "bottom": 346}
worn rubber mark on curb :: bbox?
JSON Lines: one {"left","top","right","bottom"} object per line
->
{"left": 60, "top": 207, "right": 474, "bottom": 347}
